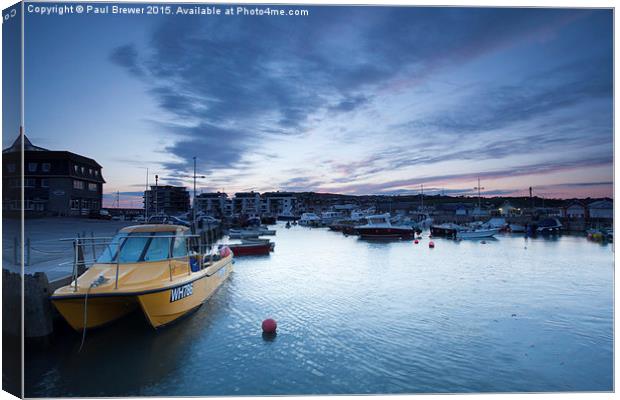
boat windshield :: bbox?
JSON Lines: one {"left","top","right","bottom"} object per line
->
{"left": 96, "top": 231, "right": 188, "bottom": 264}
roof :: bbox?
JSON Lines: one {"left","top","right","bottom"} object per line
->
{"left": 3, "top": 133, "right": 49, "bottom": 153}
{"left": 589, "top": 199, "right": 613, "bottom": 209}
{"left": 120, "top": 224, "right": 189, "bottom": 233}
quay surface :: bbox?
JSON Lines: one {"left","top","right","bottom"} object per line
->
{"left": 24, "top": 222, "right": 613, "bottom": 396}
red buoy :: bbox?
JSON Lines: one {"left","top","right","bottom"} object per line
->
{"left": 262, "top": 318, "right": 277, "bottom": 334}
{"left": 429, "top": 241, "right": 435, "bottom": 248}
{"left": 414, "top": 239, "right": 419, "bottom": 244}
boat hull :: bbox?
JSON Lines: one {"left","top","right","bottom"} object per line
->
{"left": 357, "top": 227, "right": 414, "bottom": 239}
{"left": 457, "top": 229, "right": 499, "bottom": 239}
{"left": 228, "top": 243, "right": 271, "bottom": 256}
{"left": 52, "top": 255, "right": 234, "bottom": 330}
{"left": 430, "top": 225, "right": 459, "bottom": 237}
{"left": 138, "top": 258, "right": 233, "bottom": 328}
{"left": 51, "top": 295, "right": 138, "bottom": 331}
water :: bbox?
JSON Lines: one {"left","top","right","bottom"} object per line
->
{"left": 25, "top": 223, "right": 614, "bottom": 396}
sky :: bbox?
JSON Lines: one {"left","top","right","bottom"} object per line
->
{"left": 7, "top": 4, "right": 613, "bottom": 207}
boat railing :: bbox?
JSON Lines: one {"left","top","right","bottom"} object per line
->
{"left": 59, "top": 234, "right": 216, "bottom": 292}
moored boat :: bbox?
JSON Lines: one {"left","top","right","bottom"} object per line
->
{"left": 224, "top": 238, "right": 274, "bottom": 256}
{"left": 356, "top": 214, "right": 414, "bottom": 240}
{"left": 430, "top": 223, "right": 463, "bottom": 238}
{"left": 457, "top": 227, "right": 499, "bottom": 239}
{"left": 228, "top": 226, "right": 276, "bottom": 239}
{"left": 535, "top": 218, "right": 562, "bottom": 235}
{"left": 299, "top": 212, "right": 322, "bottom": 227}
{"left": 51, "top": 224, "right": 234, "bottom": 330}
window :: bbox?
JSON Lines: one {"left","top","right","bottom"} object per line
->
{"left": 96, "top": 232, "right": 173, "bottom": 264}
{"left": 42, "top": 163, "right": 51, "bottom": 172}
{"left": 88, "top": 183, "right": 98, "bottom": 191}
{"left": 89, "top": 168, "right": 93, "bottom": 175}
{"left": 74, "top": 165, "right": 79, "bottom": 173}
{"left": 70, "top": 199, "right": 80, "bottom": 210}
{"left": 7, "top": 163, "right": 16, "bottom": 173}
{"left": 95, "top": 170, "right": 99, "bottom": 177}
{"left": 81, "top": 166, "right": 85, "bottom": 174}
{"left": 144, "top": 236, "right": 172, "bottom": 262}
{"left": 73, "top": 180, "right": 84, "bottom": 190}
{"left": 40, "top": 179, "right": 49, "bottom": 188}
{"left": 24, "top": 178, "right": 35, "bottom": 188}
{"left": 172, "top": 236, "right": 188, "bottom": 258}
{"left": 10, "top": 179, "right": 19, "bottom": 188}
{"left": 28, "top": 163, "right": 37, "bottom": 172}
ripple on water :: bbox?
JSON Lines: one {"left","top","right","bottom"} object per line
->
{"left": 25, "top": 226, "right": 613, "bottom": 396}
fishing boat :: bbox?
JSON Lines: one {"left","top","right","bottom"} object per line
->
{"left": 225, "top": 238, "right": 275, "bottom": 256}
{"left": 456, "top": 227, "right": 499, "bottom": 239}
{"left": 356, "top": 214, "right": 415, "bottom": 240}
{"left": 51, "top": 224, "right": 233, "bottom": 330}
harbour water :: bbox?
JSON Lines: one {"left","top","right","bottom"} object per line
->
{"left": 25, "top": 223, "right": 613, "bottom": 396}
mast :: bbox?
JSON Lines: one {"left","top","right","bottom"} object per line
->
{"left": 420, "top": 184, "right": 424, "bottom": 210}
{"left": 473, "top": 177, "right": 484, "bottom": 216}
{"left": 145, "top": 168, "right": 149, "bottom": 219}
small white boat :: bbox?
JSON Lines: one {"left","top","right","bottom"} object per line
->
{"left": 457, "top": 227, "right": 499, "bottom": 239}
{"left": 320, "top": 211, "right": 343, "bottom": 225}
{"left": 228, "top": 226, "right": 276, "bottom": 239}
{"left": 299, "top": 212, "right": 322, "bottom": 227}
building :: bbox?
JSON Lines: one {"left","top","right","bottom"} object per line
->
{"left": 195, "top": 192, "right": 229, "bottom": 217}
{"left": 588, "top": 199, "right": 613, "bottom": 219}
{"left": 564, "top": 202, "right": 586, "bottom": 219}
{"left": 144, "top": 185, "right": 190, "bottom": 215}
{"left": 262, "top": 191, "right": 298, "bottom": 217}
{"left": 3, "top": 132, "right": 105, "bottom": 216}
{"left": 498, "top": 201, "right": 519, "bottom": 217}
{"left": 232, "top": 192, "right": 262, "bottom": 215}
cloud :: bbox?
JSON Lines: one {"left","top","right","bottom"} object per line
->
{"left": 107, "top": 7, "right": 611, "bottom": 199}
{"left": 109, "top": 44, "right": 144, "bottom": 76}
{"left": 320, "top": 155, "right": 612, "bottom": 195}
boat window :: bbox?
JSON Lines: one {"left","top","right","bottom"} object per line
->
{"left": 119, "top": 235, "right": 151, "bottom": 263}
{"left": 96, "top": 233, "right": 127, "bottom": 263}
{"left": 172, "top": 236, "right": 188, "bottom": 258}
{"left": 96, "top": 231, "right": 175, "bottom": 263}
{"left": 143, "top": 235, "right": 172, "bottom": 261}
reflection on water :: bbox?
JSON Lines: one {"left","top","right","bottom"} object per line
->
{"left": 25, "top": 224, "right": 613, "bottom": 396}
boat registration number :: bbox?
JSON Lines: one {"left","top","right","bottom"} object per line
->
{"left": 170, "top": 283, "right": 193, "bottom": 302}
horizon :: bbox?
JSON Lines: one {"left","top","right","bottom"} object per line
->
{"left": 6, "top": 5, "right": 613, "bottom": 207}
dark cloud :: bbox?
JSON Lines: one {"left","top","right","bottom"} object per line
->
{"left": 329, "top": 95, "right": 372, "bottom": 113}
{"left": 109, "top": 44, "right": 143, "bottom": 76}
{"left": 108, "top": 7, "right": 609, "bottom": 191}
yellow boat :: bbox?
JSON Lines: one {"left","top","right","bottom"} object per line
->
{"left": 51, "top": 224, "right": 233, "bottom": 330}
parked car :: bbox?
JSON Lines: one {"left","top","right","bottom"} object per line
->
{"left": 89, "top": 209, "right": 112, "bottom": 220}
{"left": 147, "top": 215, "right": 171, "bottom": 224}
